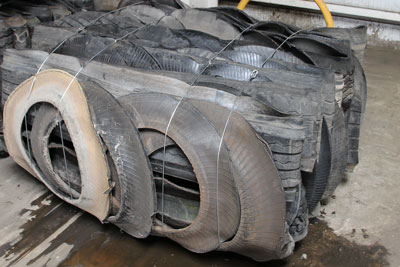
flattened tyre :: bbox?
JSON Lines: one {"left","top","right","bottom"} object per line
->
{"left": 323, "top": 105, "right": 348, "bottom": 200}
{"left": 302, "top": 119, "right": 331, "bottom": 211}
{"left": 81, "top": 81, "right": 156, "bottom": 238}
{"left": 3, "top": 70, "right": 110, "bottom": 220}
{"left": 189, "top": 100, "right": 292, "bottom": 261}
{"left": 29, "top": 80, "right": 155, "bottom": 238}
{"left": 118, "top": 92, "right": 240, "bottom": 253}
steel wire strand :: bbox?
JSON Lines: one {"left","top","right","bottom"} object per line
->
{"left": 213, "top": 29, "right": 305, "bottom": 248}
{"left": 22, "top": 4, "right": 150, "bottom": 200}
{"left": 160, "top": 23, "right": 258, "bottom": 240}
{"left": 22, "top": 2, "right": 147, "bottom": 169}
{"left": 161, "top": 26, "right": 310, "bottom": 249}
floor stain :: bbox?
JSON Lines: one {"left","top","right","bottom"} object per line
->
{"left": 61, "top": 211, "right": 389, "bottom": 267}
{"left": 1, "top": 193, "right": 78, "bottom": 266}
{"left": 0, "top": 193, "right": 390, "bottom": 267}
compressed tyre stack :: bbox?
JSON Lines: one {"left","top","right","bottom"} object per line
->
{"left": 0, "top": 0, "right": 367, "bottom": 261}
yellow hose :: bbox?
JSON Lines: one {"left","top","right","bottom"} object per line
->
{"left": 313, "top": 0, "right": 334, "bottom": 27}
{"left": 237, "top": 0, "right": 250, "bottom": 10}
{"left": 237, "top": 0, "right": 334, "bottom": 27}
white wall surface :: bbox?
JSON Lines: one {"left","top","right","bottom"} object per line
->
{"left": 181, "top": 0, "right": 218, "bottom": 8}
{"left": 320, "top": 0, "right": 400, "bottom": 13}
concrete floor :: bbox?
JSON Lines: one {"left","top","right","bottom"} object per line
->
{"left": 0, "top": 46, "right": 399, "bottom": 266}
{"left": 322, "top": 46, "right": 400, "bottom": 266}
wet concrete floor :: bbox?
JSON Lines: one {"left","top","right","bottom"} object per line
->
{"left": 0, "top": 176, "right": 389, "bottom": 267}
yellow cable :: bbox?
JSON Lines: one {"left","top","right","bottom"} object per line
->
{"left": 237, "top": 0, "right": 334, "bottom": 27}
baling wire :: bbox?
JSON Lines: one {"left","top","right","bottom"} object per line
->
{"left": 160, "top": 26, "right": 307, "bottom": 244}
{"left": 215, "top": 29, "right": 307, "bottom": 243}
{"left": 22, "top": 3, "right": 147, "bottom": 199}
{"left": 24, "top": 1, "right": 144, "bottom": 170}
{"left": 159, "top": 23, "right": 258, "bottom": 238}
{"left": 53, "top": 24, "right": 149, "bottom": 199}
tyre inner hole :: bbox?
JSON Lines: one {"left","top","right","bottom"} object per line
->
{"left": 149, "top": 145, "right": 200, "bottom": 229}
{"left": 22, "top": 103, "right": 83, "bottom": 199}
{"left": 47, "top": 123, "right": 82, "bottom": 195}
{"left": 22, "top": 105, "right": 200, "bottom": 225}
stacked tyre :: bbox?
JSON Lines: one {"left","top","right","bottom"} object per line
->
{"left": 0, "top": 1, "right": 367, "bottom": 262}
{"left": 0, "top": 0, "right": 96, "bottom": 158}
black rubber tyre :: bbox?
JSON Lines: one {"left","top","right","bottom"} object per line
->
{"left": 302, "top": 119, "right": 331, "bottom": 211}
{"left": 344, "top": 56, "right": 367, "bottom": 170}
{"left": 81, "top": 81, "right": 155, "bottom": 239}
{"left": 4, "top": 70, "right": 110, "bottom": 221}
{"left": 140, "top": 119, "right": 301, "bottom": 255}
{"left": 140, "top": 129, "right": 174, "bottom": 154}
{"left": 189, "top": 99, "right": 291, "bottom": 261}
{"left": 29, "top": 82, "right": 157, "bottom": 238}
{"left": 0, "top": 134, "right": 8, "bottom": 158}
{"left": 118, "top": 92, "right": 240, "bottom": 253}
{"left": 288, "top": 184, "right": 308, "bottom": 242}
{"left": 357, "top": 58, "right": 367, "bottom": 116}
{"left": 322, "top": 105, "right": 348, "bottom": 200}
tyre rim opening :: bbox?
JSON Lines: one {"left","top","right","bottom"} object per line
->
{"left": 148, "top": 140, "right": 200, "bottom": 229}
